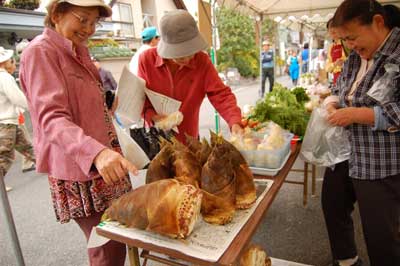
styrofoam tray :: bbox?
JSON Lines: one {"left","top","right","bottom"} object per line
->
{"left": 249, "top": 149, "right": 291, "bottom": 176}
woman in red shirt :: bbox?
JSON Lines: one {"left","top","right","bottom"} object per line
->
{"left": 138, "top": 10, "right": 243, "bottom": 143}
{"left": 326, "top": 19, "right": 348, "bottom": 85}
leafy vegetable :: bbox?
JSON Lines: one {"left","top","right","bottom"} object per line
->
{"left": 291, "top": 87, "right": 310, "bottom": 104}
{"left": 251, "top": 84, "right": 309, "bottom": 136}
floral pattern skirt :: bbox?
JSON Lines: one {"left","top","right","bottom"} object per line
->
{"left": 48, "top": 174, "right": 132, "bottom": 224}
{"left": 48, "top": 105, "right": 132, "bottom": 224}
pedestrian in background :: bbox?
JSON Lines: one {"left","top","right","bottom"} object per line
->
{"left": 92, "top": 57, "right": 117, "bottom": 92}
{"left": 301, "top": 43, "right": 309, "bottom": 73}
{"left": 129, "top": 26, "right": 160, "bottom": 75}
{"left": 19, "top": 1, "right": 138, "bottom": 265}
{"left": 4, "top": 56, "right": 36, "bottom": 174}
{"left": 0, "top": 47, "right": 35, "bottom": 192}
{"left": 326, "top": 19, "right": 347, "bottom": 85}
{"left": 288, "top": 50, "right": 300, "bottom": 86}
{"left": 260, "top": 40, "right": 274, "bottom": 97}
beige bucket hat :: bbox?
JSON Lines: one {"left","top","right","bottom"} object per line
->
{"left": 46, "top": 0, "right": 112, "bottom": 17}
{"left": 0, "top": 47, "right": 14, "bottom": 64}
{"left": 157, "top": 10, "right": 209, "bottom": 59}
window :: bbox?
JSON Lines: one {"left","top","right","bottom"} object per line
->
{"left": 112, "top": 3, "right": 135, "bottom": 37}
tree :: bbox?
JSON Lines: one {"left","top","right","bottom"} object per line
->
{"left": 261, "top": 17, "right": 277, "bottom": 44}
{"left": 7, "top": 0, "right": 40, "bottom": 10}
{"left": 216, "top": 7, "right": 259, "bottom": 77}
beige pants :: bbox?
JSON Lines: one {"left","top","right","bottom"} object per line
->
{"left": 0, "top": 124, "right": 35, "bottom": 177}
{"left": 18, "top": 124, "right": 35, "bottom": 171}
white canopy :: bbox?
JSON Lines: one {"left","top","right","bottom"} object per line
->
{"left": 218, "top": 0, "right": 400, "bottom": 17}
{"left": 217, "top": 0, "right": 400, "bottom": 31}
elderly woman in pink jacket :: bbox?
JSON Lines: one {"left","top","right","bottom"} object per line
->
{"left": 19, "top": 1, "right": 138, "bottom": 265}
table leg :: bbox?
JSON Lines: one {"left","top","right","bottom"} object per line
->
{"left": 303, "top": 162, "right": 309, "bottom": 206}
{"left": 311, "top": 165, "right": 316, "bottom": 197}
{"left": 128, "top": 246, "right": 140, "bottom": 266}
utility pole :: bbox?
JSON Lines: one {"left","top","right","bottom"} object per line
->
{"left": 0, "top": 170, "right": 25, "bottom": 266}
{"left": 210, "top": 0, "right": 220, "bottom": 133}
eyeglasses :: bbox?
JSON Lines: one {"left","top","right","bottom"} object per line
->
{"left": 71, "top": 11, "right": 103, "bottom": 29}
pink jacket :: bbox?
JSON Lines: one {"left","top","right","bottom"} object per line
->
{"left": 19, "top": 28, "right": 110, "bottom": 181}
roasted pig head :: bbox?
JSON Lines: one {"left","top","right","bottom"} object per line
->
{"left": 146, "top": 143, "right": 174, "bottom": 184}
{"left": 201, "top": 142, "right": 236, "bottom": 225}
{"left": 186, "top": 134, "right": 212, "bottom": 166}
{"left": 210, "top": 131, "right": 246, "bottom": 165}
{"left": 235, "top": 164, "right": 256, "bottom": 209}
{"left": 171, "top": 138, "right": 202, "bottom": 187}
{"left": 210, "top": 131, "right": 256, "bottom": 209}
{"left": 201, "top": 143, "right": 234, "bottom": 193}
{"left": 240, "top": 244, "right": 272, "bottom": 266}
{"left": 201, "top": 189, "right": 235, "bottom": 225}
{"left": 103, "top": 179, "right": 202, "bottom": 239}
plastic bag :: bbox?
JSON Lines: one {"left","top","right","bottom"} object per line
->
{"left": 129, "top": 126, "right": 172, "bottom": 161}
{"left": 367, "top": 63, "right": 399, "bottom": 105}
{"left": 300, "top": 107, "right": 350, "bottom": 167}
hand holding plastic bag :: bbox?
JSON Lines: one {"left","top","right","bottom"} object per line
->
{"left": 300, "top": 107, "right": 350, "bottom": 167}
{"left": 367, "top": 63, "right": 399, "bottom": 105}
{"left": 154, "top": 111, "right": 183, "bottom": 132}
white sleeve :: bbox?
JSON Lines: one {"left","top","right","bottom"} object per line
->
{"left": 2, "top": 73, "right": 28, "bottom": 110}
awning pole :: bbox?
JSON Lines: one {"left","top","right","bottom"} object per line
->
{"left": 0, "top": 172, "right": 25, "bottom": 266}
{"left": 211, "top": 0, "right": 220, "bottom": 133}
{"left": 259, "top": 14, "right": 263, "bottom": 97}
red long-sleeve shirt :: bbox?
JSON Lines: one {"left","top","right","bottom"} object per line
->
{"left": 138, "top": 48, "right": 242, "bottom": 143}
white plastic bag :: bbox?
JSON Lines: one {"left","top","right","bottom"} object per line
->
{"left": 300, "top": 107, "right": 350, "bottom": 167}
{"left": 367, "top": 63, "right": 399, "bottom": 105}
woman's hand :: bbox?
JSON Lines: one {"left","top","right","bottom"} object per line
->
{"left": 327, "top": 107, "right": 355, "bottom": 127}
{"left": 151, "top": 114, "right": 168, "bottom": 123}
{"left": 231, "top": 123, "right": 244, "bottom": 135}
{"left": 326, "top": 103, "right": 338, "bottom": 115}
{"left": 94, "top": 148, "right": 138, "bottom": 185}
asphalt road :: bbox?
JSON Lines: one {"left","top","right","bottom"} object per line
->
{"left": 0, "top": 76, "right": 368, "bottom": 266}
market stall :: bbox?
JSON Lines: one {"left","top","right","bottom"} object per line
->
{"left": 96, "top": 143, "right": 301, "bottom": 266}
{"left": 216, "top": 0, "right": 400, "bottom": 93}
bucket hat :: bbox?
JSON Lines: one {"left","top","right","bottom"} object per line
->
{"left": 46, "top": 0, "right": 112, "bottom": 17}
{"left": 157, "top": 10, "right": 209, "bottom": 59}
{"left": 142, "top": 27, "right": 159, "bottom": 42}
{"left": 0, "top": 47, "right": 14, "bottom": 64}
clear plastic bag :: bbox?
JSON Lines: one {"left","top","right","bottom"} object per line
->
{"left": 367, "top": 63, "right": 399, "bottom": 105}
{"left": 300, "top": 107, "right": 350, "bottom": 167}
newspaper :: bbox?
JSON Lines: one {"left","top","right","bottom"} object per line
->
{"left": 115, "top": 66, "right": 147, "bottom": 125}
{"left": 144, "top": 88, "right": 181, "bottom": 115}
{"left": 115, "top": 66, "right": 182, "bottom": 125}
{"left": 97, "top": 179, "right": 274, "bottom": 262}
